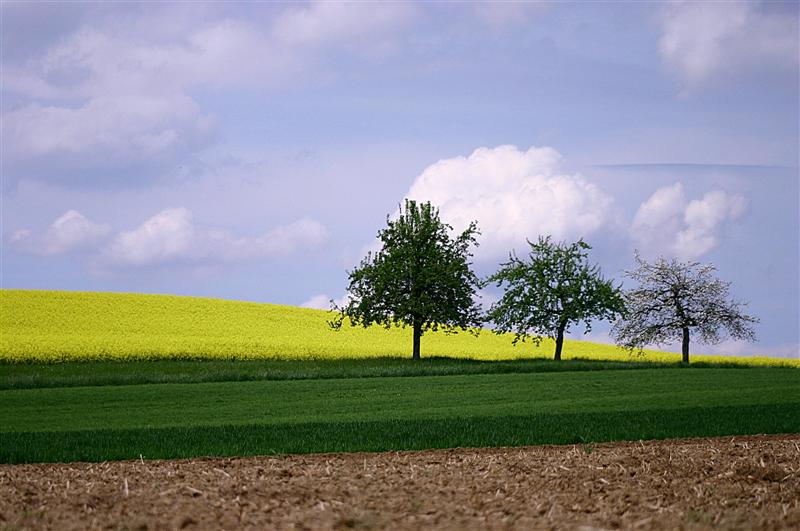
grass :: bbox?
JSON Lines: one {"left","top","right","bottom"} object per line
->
{"left": 1, "top": 368, "right": 798, "bottom": 463}
{"left": 2, "top": 289, "right": 797, "bottom": 366}
{"left": 0, "top": 357, "right": 756, "bottom": 390}
{"left": 3, "top": 404, "right": 797, "bottom": 464}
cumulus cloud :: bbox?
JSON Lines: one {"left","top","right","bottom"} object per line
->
{"left": 405, "top": 145, "right": 616, "bottom": 261}
{"left": 104, "top": 208, "right": 328, "bottom": 267}
{"left": 631, "top": 183, "right": 746, "bottom": 260}
{"left": 11, "top": 210, "right": 111, "bottom": 255}
{"left": 659, "top": 0, "right": 798, "bottom": 91}
{"left": 104, "top": 208, "right": 195, "bottom": 267}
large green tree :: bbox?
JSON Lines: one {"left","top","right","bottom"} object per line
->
{"left": 331, "top": 200, "right": 482, "bottom": 360}
{"left": 486, "top": 237, "right": 624, "bottom": 361}
{"left": 611, "top": 254, "right": 758, "bottom": 363}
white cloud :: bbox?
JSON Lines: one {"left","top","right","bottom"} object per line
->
{"left": 301, "top": 294, "right": 333, "bottom": 310}
{"left": 11, "top": 210, "right": 111, "bottom": 255}
{"left": 272, "top": 2, "right": 416, "bottom": 49}
{"left": 659, "top": 0, "right": 798, "bottom": 91}
{"left": 2, "top": 3, "right": 416, "bottom": 184}
{"left": 104, "top": 208, "right": 328, "bottom": 267}
{"left": 301, "top": 292, "right": 351, "bottom": 310}
{"left": 202, "top": 218, "right": 329, "bottom": 261}
{"left": 5, "top": 95, "right": 213, "bottom": 162}
{"left": 631, "top": 183, "right": 746, "bottom": 260}
{"left": 5, "top": 4, "right": 415, "bottom": 102}
{"left": 105, "top": 208, "right": 195, "bottom": 267}
{"left": 4, "top": 15, "right": 294, "bottom": 179}
{"left": 629, "top": 183, "right": 686, "bottom": 250}
{"left": 405, "top": 145, "right": 617, "bottom": 261}
{"left": 676, "top": 190, "right": 747, "bottom": 259}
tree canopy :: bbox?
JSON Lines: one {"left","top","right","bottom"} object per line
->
{"left": 330, "top": 199, "right": 482, "bottom": 359}
{"left": 611, "top": 254, "right": 758, "bottom": 363}
{"left": 486, "top": 237, "right": 624, "bottom": 360}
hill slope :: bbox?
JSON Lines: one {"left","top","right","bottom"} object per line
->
{"left": 1, "top": 289, "right": 795, "bottom": 366}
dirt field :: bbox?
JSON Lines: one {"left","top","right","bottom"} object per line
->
{"left": 1, "top": 435, "right": 798, "bottom": 530}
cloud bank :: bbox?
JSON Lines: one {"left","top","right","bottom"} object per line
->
{"left": 12, "top": 207, "right": 328, "bottom": 268}
{"left": 105, "top": 208, "right": 328, "bottom": 267}
{"left": 2, "top": 2, "right": 416, "bottom": 185}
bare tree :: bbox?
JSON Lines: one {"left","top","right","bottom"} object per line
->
{"left": 612, "top": 253, "right": 758, "bottom": 363}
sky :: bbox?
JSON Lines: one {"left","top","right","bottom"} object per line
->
{"left": 1, "top": 1, "right": 798, "bottom": 358}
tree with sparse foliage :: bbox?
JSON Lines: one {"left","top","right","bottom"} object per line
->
{"left": 330, "top": 199, "right": 482, "bottom": 360}
{"left": 611, "top": 254, "right": 758, "bottom": 363}
{"left": 486, "top": 237, "right": 624, "bottom": 361}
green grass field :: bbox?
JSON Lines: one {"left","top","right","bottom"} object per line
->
{"left": 0, "top": 357, "right": 761, "bottom": 391}
{"left": 2, "top": 289, "right": 797, "bottom": 365}
{"left": 2, "top": 368, "right": 798, "bottom": 463}
{"left": 2, "top": 289, "right": 797, "bottom": 464}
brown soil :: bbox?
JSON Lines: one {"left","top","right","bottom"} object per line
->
{"left": 1, "top": 435, "right": 799, "bottom": 530}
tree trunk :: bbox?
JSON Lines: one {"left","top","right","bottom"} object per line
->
{"left": 682, "top": 327, "right": 690, "bottom": 363}
{"left": 412, "top": 321, "right": 422, "bottom": 360}
{"left": 554, "top": 324, "right": 565, "bottom": 361}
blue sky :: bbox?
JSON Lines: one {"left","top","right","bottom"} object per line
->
{"left": 2, "top": 1, "right": 798, "bottom": 358}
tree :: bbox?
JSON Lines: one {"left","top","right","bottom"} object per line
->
{"left": 486, "top": 237, "right": 624, "bottom": 361}
{"left": 611, "top": 254, "right": 758, "bottom": 363}
{"left": 330, "top": 199, "right": 482, "bottom": 360}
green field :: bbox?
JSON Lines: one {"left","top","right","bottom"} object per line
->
{"left": 2, "top": 368, "right": 798, "bottom": 463}
{"left": 2, "top": 289, "right": 797, "bottom": 365}
{"left": 0, "top": 357, "right": 760, "bottom": 391}
{"left": 1, "top": 289, "right": 798, "bottom": 464}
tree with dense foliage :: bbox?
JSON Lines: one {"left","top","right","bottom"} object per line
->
{"left": 330, "top": 200, "right": 482, "bottom": 360}
{"left": 611, "top": 254, "right": 758, "bottom": 363}
{"left": 486, "top": 237, "right": 624, "bottom": 361}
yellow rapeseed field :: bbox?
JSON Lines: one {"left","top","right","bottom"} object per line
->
{"left": 1, "top": 289, "right": 796, "bottom": 366}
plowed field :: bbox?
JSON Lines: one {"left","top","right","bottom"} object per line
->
{"left": 2, "top": 435, "right": 798, "bottom": 530}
